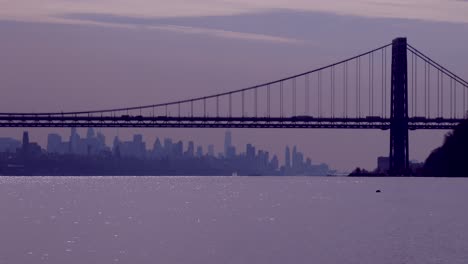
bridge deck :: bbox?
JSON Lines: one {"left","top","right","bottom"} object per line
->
{"left": 0, "top": 116, "right": 462, "bottom": 130}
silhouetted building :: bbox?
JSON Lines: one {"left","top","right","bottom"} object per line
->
{"left": 22, "top": 131, "right": 29, "bottom": 154}
{"left": 224, "top": 130, "right": 232, "bottom": 158}
{"left": 271, "top": 155, "right": 279, "bottom": 170}
{"left": 186, "top": 141, "right": 195, "bottom": 157}
{"left": 208, "top": 144, "right": 215, "bottom": 157}
{"left": 377, "top": 157, "right": 390, "bottom": 173}
{"left": 246, "top": 144, "right": 255, "bottom": 161}
{"left": 151, "top": 138, "right": 163, "bottom": 158}
{"left": 285, "top": 146, "right": 291, "bottom": 168}
{"left": 196, "top": 146, "right": 203, "bottom": 158}
{"left": 21, "top": 131, "right": 42, "bottom": 157}
{"left": 0, "top": 137, "right": 21, "bottom": 153}
{"left": 47, "top": 133, "right": 67, "bottom": 154}
{"left": 0, "top": 130, "right": 333, "bottom": 176}
{"left": 164, "top": 138, "right": 173, "bottom": 157}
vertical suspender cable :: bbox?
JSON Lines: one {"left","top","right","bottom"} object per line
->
{"left": 411, "top": 52, "right": 414, "bottom": 117}
{"left": 229, "top": 94, "right": 232, "bottom": 118}
{"left": 424, "top": 60, "right": 427, "bottom": 117}
{"left": 381, "top": 49, "right": 384, "bottom": 117}
{"left": 441, "top": 72, "right": 444, "bottom": 117}
{"left": 369, "top": 54, "right": 372, "bottom": 116}
{"left": 318, "top": 71, "right": 322, "bottom": 117}
{"left": 305, "top": 74, "right": 310, "bottom": 116}
{"left": 454, "top": 80, "right": 457, "bottom": 118}
{"left": 344, "top": 62, "right": 348, "bottom": 117}
{"left": 331, "top": 66, "right": 335, "bottom": 118}
{"left": 267, "top": 85, "right": 271, "bottom": 117}
{"left": 191, "top": 101, "right": 194, "bottom": 118}
{"left": 242, "top": 91, "right": 245, "bottom": 118}
{"left": 437, "top": 70, "right": 440, "bottom": 117}
{"left": 254, "top": 88, "right": 258, "bottom": 118}
{"left": 384, "top": 48, "right": 387, "bottom": 118}
{"left": 415, "top": 55, "right": 418, "bottom": 116}
{"left": 358, "top": 58, "right": 361, "bottom": 117}
{"left": 428, "top": 62, "right": 431, "bottom": 118}
{"left": 293, "top": 78, "right": 297, "bottom": 116}
{"left": 280, "top": 82, "right": 284, "bottom": 118}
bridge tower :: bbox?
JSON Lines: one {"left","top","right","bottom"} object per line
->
{"left": 389, "top": 37, "right": 409, "bottom": 175}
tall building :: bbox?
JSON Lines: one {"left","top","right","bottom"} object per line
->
{"left": 196, "top": 146, "right": 203, "bottom": 158}
{"left": 117, "top": 134, "right": 146, "bottom": 158}
{"left": 22, "top": 131, "right": 29, "bottom": 154}
{"left": 21, "top": 131, "right": 42, "bottom": 156}
{"left": 152, "top": 138, "right": 163, "bottom": 158}
{"left": 164, "top": 138, "right": 173, "bottom": 157}
{"left": 186, "top": 141, "right": 195, "bottom": 157}
{"left": 224, "top": 130, "right": 232, "bottom": 158}
{"left": 0, "top": 138, "right": 21, "bottom": 153}
{"left": 208, "top": 145, "right": 215, "bottom": 157}
{"left": 69, "top": 127, "right": 80, "bottom": 154}
{"left": 47, "top": 133, "right": 63, "bottom": 153}
{"left": 292, "top": 146, "right": 298, "bottom": 169}
{"left": 112, "top": 136, "right": 121, "bottom": 157}
{"left": 271, "top": 155, "right": 279, "bottom": 170}
{"left": 86, "top": 128, "right": 95, "bottom": 139}
{"left": 174, "top": 141, "right": 183, "bottom": 157}
{"left": 246, "top": 144, "right": 255, "bottom": 161}
{"left": 285, "top": 146, "right": 291, "bottom": 168}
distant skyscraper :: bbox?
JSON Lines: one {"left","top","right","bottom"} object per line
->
{"left": 86, "top": 128, "right": 95, "bottom": 139}
{"left": 208, "top": 144, "right": 215, "bottom": 157}
{"left": 285, "top": 146, "right": 291, "bottom": 168}
{"left": 187, "top": 141, "right": 195, "bottom": 157}
{"left": 47, "top": 133, "right": 62, "bottom": 153}
{"left": 271, "top": 155, "right": 279, "bottom": 170}
{"left": 164, "top": 138, "right": 173, "bottom": 157}
{"left": 22, "top": 131, "right": 29, "bottom": 154}
{"left": 69, "top": 127, "right": 80, "bottom": 154}
{"left": 0, "top": 137, "right": 21, "bottom": 153}
{"left": 224, "top": 130, "right": 232, "bottom": 158}
{"left": 292, "top": 146, "right": 297, "bottom": 169}
{"left": 196, "top": 146, "right": 203, "bottom": 158}
{"left": 246, "top": 144, "right": 255, "bottom": 160}
{"left": 175, "top": 141, "right": 183, "bottom": 157}
{"left": 112, "top": 136, "right": 121, "bottom": 157}
{"left": 152, "top": 138, "right": 163, "bottom": 158}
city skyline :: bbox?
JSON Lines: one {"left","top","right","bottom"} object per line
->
{"left": 0, "top": 128, "right": 331, "bottom": 175}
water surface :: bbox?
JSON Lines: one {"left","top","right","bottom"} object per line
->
{"left": 0, "top": 176, "right": 467, "bottom": 264}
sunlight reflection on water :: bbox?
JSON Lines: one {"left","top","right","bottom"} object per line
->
{"left": 0, "top": 176, "right": 468, "bottom": 264}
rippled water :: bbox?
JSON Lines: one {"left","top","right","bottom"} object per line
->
{"left": 0, "top": 176, "right": 467, "bottom": 264}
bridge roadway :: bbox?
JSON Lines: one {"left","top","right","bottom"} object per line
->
{"left": 0, "top": 115, "right": 462, "bottom": 130}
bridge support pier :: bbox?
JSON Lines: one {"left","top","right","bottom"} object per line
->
{"left": 389, "top": 37, "right": 409, "bottom": 175}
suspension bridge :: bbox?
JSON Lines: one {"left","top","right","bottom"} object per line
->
{"left": 1, "top": 38, "right": 467, "bottom": 174}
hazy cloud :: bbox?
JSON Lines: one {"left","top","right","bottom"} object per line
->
{"left": 1, "top": 0, "right": 468, "bottom": 24}
{"left": 148, "top": 25, "right": 303, "bottom": 44}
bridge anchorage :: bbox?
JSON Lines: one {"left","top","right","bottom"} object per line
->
{"left": 1, "top": 37, "right": 467, "bottom": 175}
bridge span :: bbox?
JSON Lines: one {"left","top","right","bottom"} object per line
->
{"left": 1, "top": 37, "right": 467, "bottom": 174}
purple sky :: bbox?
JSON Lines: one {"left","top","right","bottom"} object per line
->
{"left": 1, "top": 1, "right": 468, "bottom": 171}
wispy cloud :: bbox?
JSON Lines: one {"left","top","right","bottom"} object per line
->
{"left": 0, "top": 0, "right": 467, "bottom": 24}
{"left": 148, "top": 24, "right": 302, "bottom": 44}
{"left": 47, "top": 14, "right": 304, "bottom": 44}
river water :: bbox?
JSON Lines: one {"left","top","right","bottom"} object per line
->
{"left": 0, "top": 176, "right": 467, "bottom": 264}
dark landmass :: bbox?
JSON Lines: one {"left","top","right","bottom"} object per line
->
{"left": 350, "top": 118, "right": 468, "bottom": 177}
{"left": 423, "top": 119, "right": 468, "bottom": 177}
